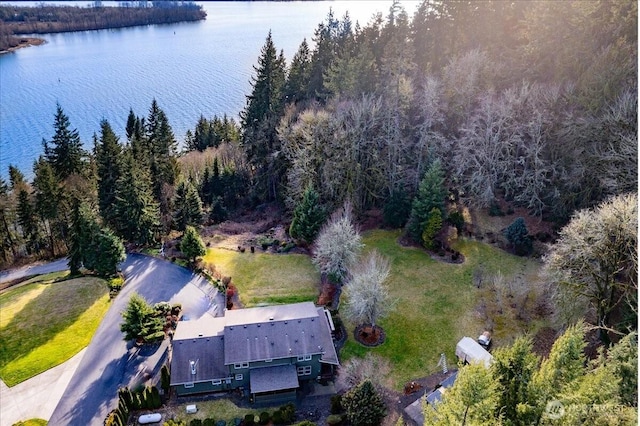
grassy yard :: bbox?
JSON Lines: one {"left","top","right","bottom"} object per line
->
{"left": 339, "top": 229, "right": 545, "bottom": 390}
{"left": 203, "top": 248, "right": 318, "bottom": 306}
{"left": 173, "top": 399, "right": 279, "bottom": 424}
{"left": 0, "top": 273, "right": 110, "bottom": 386}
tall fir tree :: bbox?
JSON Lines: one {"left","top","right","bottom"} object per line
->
{"left": 284, "top": 39, "right": 312, "bottom": 104}
{"left": 44, "top": 103, "right": 86, "bottom": 179}
{"left": 173, "top": 180, "right": 203, "bottom": 231}
{"left": 113, "top": 150, "right": 160, "bottom": 245}
{"left": 32, "top": 157, "right": 61, "bottom": 256}
{"left": 240, "top": 31, "right": 287, "bottom": 202}
{"left": 16, "top": 188, "right": 41, "bottom": 255}
{"left": 406, "top": 159, "right": 446, "bottom": 243}
{"left": 95, "top": 120, "right": 123, "bottom": 229}
{"left": 289, "top": 186, "right": 326, "bottom": 245}
{"left": 8, "top": 165, "right": 25, "bottom": 191}
{"left": 145, "top": 100, "right": 178, "bottom": 225}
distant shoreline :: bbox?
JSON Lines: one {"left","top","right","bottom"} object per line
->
{"left": 0, "top": 37, "right": 46, "bottom": 55}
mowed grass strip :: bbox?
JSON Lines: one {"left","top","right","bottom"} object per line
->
{"left": 340, "top": 229, "right": 541, "bottom": 390}
{"left": 0, "top": 275, "right": 110, "bottom": 386}
{"left": 203, "top": 248, "right": 318, "bottom": 306}
{"left": 178, "top": 399, "right": 278, "bottom": 423}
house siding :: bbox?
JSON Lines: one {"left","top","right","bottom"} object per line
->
{"left": 175, "top": 378, "right": 231, "bottom": 396}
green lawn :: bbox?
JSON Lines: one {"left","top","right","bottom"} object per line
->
{"left": 203, "top": 248, "right": 318, "bottom": 306}
{"left": 0, "top": 273, "right": 110, "bottom": 386}
{"left": 203, "top": 229, "right": 543, "bottom": 391}
{"left": 339, "top": 229, "right": 544, "bottom": 390}
{"left": 177, "top": 399, "right": 279, "bottom": 424}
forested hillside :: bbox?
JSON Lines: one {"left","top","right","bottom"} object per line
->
{"left": 0, "top": 2, "right": 205, "bottom": 50}
{"left": 1, "top": 0, "right": 636, "bottom": 268}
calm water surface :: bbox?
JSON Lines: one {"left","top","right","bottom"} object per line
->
{"left": 0, "top": 1, "right": 420, "bottom": 178}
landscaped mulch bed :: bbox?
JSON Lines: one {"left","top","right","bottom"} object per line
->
{"left": 354, "top": 324, "right": 386, "bottom": 347}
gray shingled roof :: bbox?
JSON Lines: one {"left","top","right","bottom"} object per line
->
{"left": 173, "top": 314, "right": 225, "bottom": 340}
{"left": 170, "top": 335, "right": 227, "bottom": 385}
{"left": 223, "top": 302, "right": 338, "bottom": 365}
{"left": 249, "top": 365, "right": 300, "bottom": 394}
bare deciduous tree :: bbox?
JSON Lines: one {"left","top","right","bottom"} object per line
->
{"left": 545, "top": 193, "right": 637, "bottom": 345}
{"left": 343, "top": 250, "right": 393, "bottom": 328}
{"left": 312, "top": 202, "right": 363, "bottom": 283}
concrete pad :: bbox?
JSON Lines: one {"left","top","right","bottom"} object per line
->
{"left": 0, "top": 348, "right": 86, "bottom": 425}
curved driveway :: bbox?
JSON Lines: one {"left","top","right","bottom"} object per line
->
{"left": 48, "top": 253, "right": 224, "bottom": 426}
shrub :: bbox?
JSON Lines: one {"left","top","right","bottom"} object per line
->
{"left": 161, "top": 365, "right": 171, "bottom": 394}
{"left": 151, "top": 385, "right": 161, "bottom": 408}
{"left": 279, "top": 403, "right": 296, "bottom": 423}
{"left": 164, "top": 421, "right": 187, "bottom": 426}
{"left": 190, "top": 420, "right": 203, "bottom": 426}
{"left": 504, "top": 217, "right": 532, "bottom": 256}
{"left": 272, "top": 410, "right": 283, "bottom": 425}
{"left": 154, "top": 301, "right": 172, "bottom": 314}
{"left": 259, "top": 412, "right": 270, "bottom": 425}
{"left": 447, "top": 210, "right": 465, "bottom": 232}
{"left": 326, "top": 414, "right": 343, "bottom": 425}
{"left": 203, "top": 419, "right": 216, "bottom": 426}
{"left": 294, "top": 422, "right": 316, "bottom": 426}
{"left": 421, "top": 207, "right": 443, "bottom": 250}
{"left": 215, "top": 421, "right": 226, "bottom": 426}
{"left": 108, "top": 277, "right": 124, "bottom": 291}
{"left": 330, "top": 394, "right": 343, "bottom": 414}
{"left": 489, "top": 201, "right": 504, "bottom": 216}
{"left": 244, "top": 414, "right": 255, "bottom": 426}
{"left": 118, "top": 387, "right": 133, "bottom": 410}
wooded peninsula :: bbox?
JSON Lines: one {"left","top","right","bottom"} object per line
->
{"left": 0, "top": 1, "right": 205, "bottom": 52}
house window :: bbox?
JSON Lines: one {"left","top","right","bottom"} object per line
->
{"left": 212, "top": 379, "right": 222, "bottom": 385}
{"left": 184, "top": 383, "right": 194, "bottom": 388}
{"left": 225, "top": 378, "right": 232, "bottom": 384}
{"left": 234, "top": 362, "right": 249, "bottom": 369}
{"left": 235, "top": 374, "right": 243, "bottom": 381}
{"left": 297, "top": 366, "right": 312, "bottom": 376}
{"left": 297, "top": 355, "right": 312, "bottom": 362}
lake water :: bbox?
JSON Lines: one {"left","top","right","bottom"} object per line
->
{"left": 0, "top": 1, "right": 420, "bottom": 179}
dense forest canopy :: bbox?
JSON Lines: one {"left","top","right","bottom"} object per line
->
{"left": 1, "top": 0, "right": 636, "bottom": 268}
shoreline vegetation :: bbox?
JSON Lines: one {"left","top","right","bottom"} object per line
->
{"left": 0, "top": 2, "right": 206, "bottom": 53}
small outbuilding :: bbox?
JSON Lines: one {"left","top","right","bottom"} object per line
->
{"left": 455, "top": 337, "right": 493, "bottom": 367}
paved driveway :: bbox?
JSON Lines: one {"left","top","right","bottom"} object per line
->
{"left": 48, "top": 253, "right": 223, "bottom": 426}
{"left": 0, "top": 258, "right": 69, "bottom": 284}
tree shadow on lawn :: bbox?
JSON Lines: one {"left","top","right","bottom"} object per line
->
{"left": 0, "top": 278, "right": 106, "bottom": 376}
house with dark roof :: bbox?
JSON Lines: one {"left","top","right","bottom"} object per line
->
{"left": 170, "top": 302, "right": 339, "bottom": 404}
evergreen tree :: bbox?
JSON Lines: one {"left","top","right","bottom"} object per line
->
{"left": 17, "top": 188, "right": 41, "bottom": 255}
{"left": 8, "top": 165, "right": 25, "bottom": 190}
{"left": 240, "top": 31, "right": 287, "bottom": 202}
{"left": 120, "top": 292, "right": 163, "bottom": 342}
{"left": 342, "top": 380, "right": 386, "bottom": 426}
{"left": 209, "top": 196, "right": 228, "bottom": 224}
{"left": 90, "top": 228, "right": 125, "bottom": 277}
{"left": 96, "top": 120, "right": 123, "bottom": 229}
{"left": 180, "top": 225, "right": 205, "bottom": 263}
{"left": 113, "top": 151, "right": 160, "bottom": 245}
{"left": 421, "top": 207, "right": 443, "bottom": 250}
{"left": 0, "top": 177, "right": 18, "bottom": 263}
{"left": 67, "top": 199, "right": 98, "bottom": 275}
{"left": 284, "top": 38, "right": 311, "bottom": 104}
{"left": 145, "top": 99, "right": 178, "bottom": 216}
{"left": 491, "top": 336, "right": 540, "bottom": 425}
{"left": 406, "top": 160, "right": 446, "bottom": 243}
{"left": 125, "top": 108, "right": 137, "bottom": 140}
{"left": 424, "top": 362, "right": 499, "bottom": 426}
{"left": 173, "top": 180, "right": 203, "bottom": 231}
{"left": 32, "top": 157, "right": 61, "bottom": 256}
{"left": 44, "top": 103, "right": 86, "bottom": 179}
{"left": 289, "top": 186, "right": 326, "bottom": 245}
{"left": 504, "top": 217, "right": 532, "bottom": 256}
{"left": 307, "top": 10, "right": 340, "bottom": 101}
{"left": 382, "top": 188, "right": 411, "bottom": 228}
